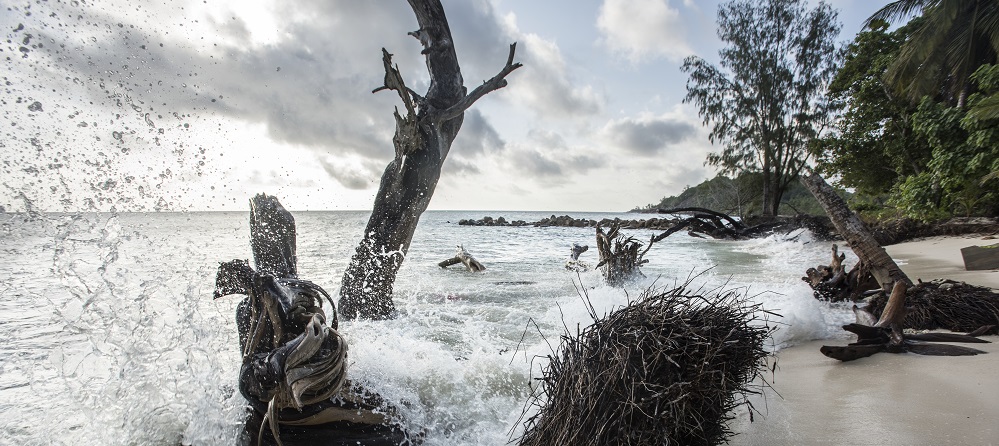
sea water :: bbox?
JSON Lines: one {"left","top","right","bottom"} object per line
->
{"left": 0, "top": 210, "right": 858, "bottom": 445}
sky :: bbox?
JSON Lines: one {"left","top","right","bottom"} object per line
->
{"left": 1, "top": 0, "right": 890, "bottom": 212}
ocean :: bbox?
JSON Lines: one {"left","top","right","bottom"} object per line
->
{"left": 0, "top": 210, "right": 858, "bottom": 445}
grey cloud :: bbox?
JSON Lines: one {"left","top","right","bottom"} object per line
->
{"left": 527, "top": 128, "right": 567, "bottom": 149}
{"left": 452, "top": 109, "right": 504, "bottom": 155}
{"left": 509, "top": 147, "right": 601, "bottom": 181}
{"left": 317, "top": 157, "right": 381, "bottom": 190}
{"left": 441, "top": 156, "right": 482, "bottom": 176}
{"left": 604, "top": 117, "right": 696, "bottom": 156}
{"left": 7, "top": 0, "right": 458, "bottom": 165}
{"left": 439, "top": 0, "right": 604, "bottom": 119}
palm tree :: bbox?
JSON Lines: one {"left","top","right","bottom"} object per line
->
{"left": 865, "top": 0, "right": 999, "bottom": 107}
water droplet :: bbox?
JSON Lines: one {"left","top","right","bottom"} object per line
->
{"left": 112, "top": 131, "right": 123, "bottom": 141}
{"left": 27, "top": 101, "right": 43, "bottom": 112}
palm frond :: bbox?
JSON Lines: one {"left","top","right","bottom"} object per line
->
{"left": 864, "top": 0, "right": 937, "bottom": 28}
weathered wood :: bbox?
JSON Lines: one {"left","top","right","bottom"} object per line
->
{"left": 215, "top": 195, "right": 415, "bottom": 445}
{"left": 961, "top": 243, "right": 999, "bottom": 270}
{"left": 799, "top": 172, "right": 912, "bottom": 292}
{"left": 595, "top": 226, "right": 642, "bottom": 286}
{"left": 820, "top": 281, "right": 990, "bottom": 362}
{"left": 565, "top": 244, "right": 591, "bottom": 272}
{"left": 338, "top": 0, "right": 521, "bottom": 320}
{"left": 438, "top": 245, "right": 486, "bottom": 272}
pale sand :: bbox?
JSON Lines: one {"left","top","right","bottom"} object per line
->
{"left": 885, "top": 234, "right": 999, "bottom": 290}
{"left": 731, "top": 235, "right": 999, "bottom": 445}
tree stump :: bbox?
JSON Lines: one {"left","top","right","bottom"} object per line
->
{"left": 214, "top": 194, "right": 417, "bottom": 445}
{"left": 595, "top": 225, "right": 648, "bottom": 286}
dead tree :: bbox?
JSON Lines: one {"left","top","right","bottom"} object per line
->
{"left": 339, "top": 0, "right": 522, "bottom": 320}
{"left": 215, "top": 194, "right": 415, "bottom": 445}
{"left": 438, "top": 245, "right": 485, "bottom": 272}
{"left": 799, "top": 172, "right": 911, "bottom": 293}
{"left": 820, "top": 282, "right": 991, "bottom": 362}
{"left": 595, "top": 225, "right": 652, "bottom": 286}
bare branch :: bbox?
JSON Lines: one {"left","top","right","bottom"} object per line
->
{"left": 432, "top": 43, "right": 523, "bottom": 123}
{"left": 372, "top": 48, "right": 417, "bottom": 119}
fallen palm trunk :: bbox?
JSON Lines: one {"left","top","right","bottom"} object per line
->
{"left": 438, "top": 245, "right": 486, "bottom": 272}
{"left": 214, "top": 194, "right": 417, "bottom": 446}
{"left": 820, "top": 282, "right": 992, "bottom": 362}
{"left": 517, "top": 284, "right": 775, "bottom": 446}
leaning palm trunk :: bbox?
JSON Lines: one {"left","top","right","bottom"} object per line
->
{"left": 799, "top": 171, "right": 911, "bottom": 292}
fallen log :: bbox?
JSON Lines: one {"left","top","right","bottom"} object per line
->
{"left": 438, "top": 245, "right": 486, "bottom": 272}
{"left": 214, "top": 194, "right": 417, "bottom": 446}
{"left": 820, "top": 282, "right": 992, "bottom": 362}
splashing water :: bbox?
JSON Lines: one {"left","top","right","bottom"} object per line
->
{"left": 0, "top": 210, "right": 854, "bottom": 445}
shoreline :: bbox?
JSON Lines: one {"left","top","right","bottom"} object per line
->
{"left": 733, "top": 234, "right": 999, "bottom": 444}
{"left": 885, "top": 234, "right": 999, "bottom": 290}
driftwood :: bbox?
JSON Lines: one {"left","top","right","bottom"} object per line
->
{"left": 214, "top": 194, "right": 416, "bottom": 446}
{"left": 595, "top": 225, "right": 649, "bottom": 286}
{"left": 803, "top": 244, "right": 879, "bottom": 301}
{"left": 820, "top": 282, "right": 992, "bottom": 362}
{"left": 338, "top": 0, "right": 522, "bottom": 320}
{"left": 565, "top": 244, "right": 590, "bottom": 272}
{"left": 438, "top": 245, "right": 485, "bottom": 272}
{"left": 656, "top": 207, "right": 789, "bottom": 239}
{"left": 517, "top": 284, "right": 774, "bottom": 446}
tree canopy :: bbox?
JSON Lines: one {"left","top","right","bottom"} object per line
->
{"left": 682, "top": 0, "right": 841, "bottom": 217}
{"left": 866, "top": 0, "right": 999, "bottom": 107}
{"left": 814, "top": 4, "right": 999, "bottom": 219}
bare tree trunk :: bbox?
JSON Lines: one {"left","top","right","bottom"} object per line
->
{"left": 799, "top": 171, "right": 911, "bottom": 292}
{"left": 338, "top": 0, "right": 521, "bottom": 320}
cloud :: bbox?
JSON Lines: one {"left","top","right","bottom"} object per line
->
{"left": 318, "top": 155, "right": 381, "bottom": 190}
{"left": 597, "top": 0, "right": 692, "bottom": 63}
{"left": 441, "top": 156, "right": 482, "bottom": 176}
{"left": 505, "top": 130, "right": 602, "bottom": 182}
{"left": 452, "top": 109, "right": 505, "bottom": 155}
{"left": 601, "top": 115, "right": 697, "bottom": 156}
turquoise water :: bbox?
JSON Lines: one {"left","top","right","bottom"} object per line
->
{"left": 0, "top": 210, "right": 856, "bottom": 445}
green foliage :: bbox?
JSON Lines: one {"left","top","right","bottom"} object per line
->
{"left": 818, "top": 4, "right": 999, "bottom": 220}
{"left": 886, "top": 67, "right": 999, "bottom": 218}
{"left": 814, "top": 20, "right": 931, "bottom": 196}
{"left": 682, "top": 0, "right": 841, "bottom": 216}
{"left": 866, "top": 0, "right": 999, "bottom": 105}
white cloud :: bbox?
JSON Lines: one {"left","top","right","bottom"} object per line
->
{"left": 596, "top": 0, "right": 692, "bottom": 63}
{"left": 498, "top": 13, "right": 604, "bottom": 119}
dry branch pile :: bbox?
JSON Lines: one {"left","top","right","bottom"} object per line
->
{"left": 865, "top": 280, "right": 999, "bottom": 333}
{"left": 518, "top": 285, "right": 775, "bottom": 446}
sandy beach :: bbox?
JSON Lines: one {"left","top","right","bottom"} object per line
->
{"left": 733, "top": 234, "right": 999, "bottom": 445}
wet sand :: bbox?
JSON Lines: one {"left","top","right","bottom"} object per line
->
{"left": 733, "top": 234, "right": 999, "bottom": 445}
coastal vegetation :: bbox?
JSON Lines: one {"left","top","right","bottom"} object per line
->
{"left": 647, "top": 0, "right": 999, "bottom": 223}
{"left": 681, "top": 0, "right": 841, "bottom": 218}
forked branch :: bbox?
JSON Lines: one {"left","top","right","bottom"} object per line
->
{"left": 433, "top": 43, "right": 523, "bottom": 123}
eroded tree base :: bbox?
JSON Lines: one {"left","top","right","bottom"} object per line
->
{"left": 821, "top": 282, "right": 994, "bottom": 362}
